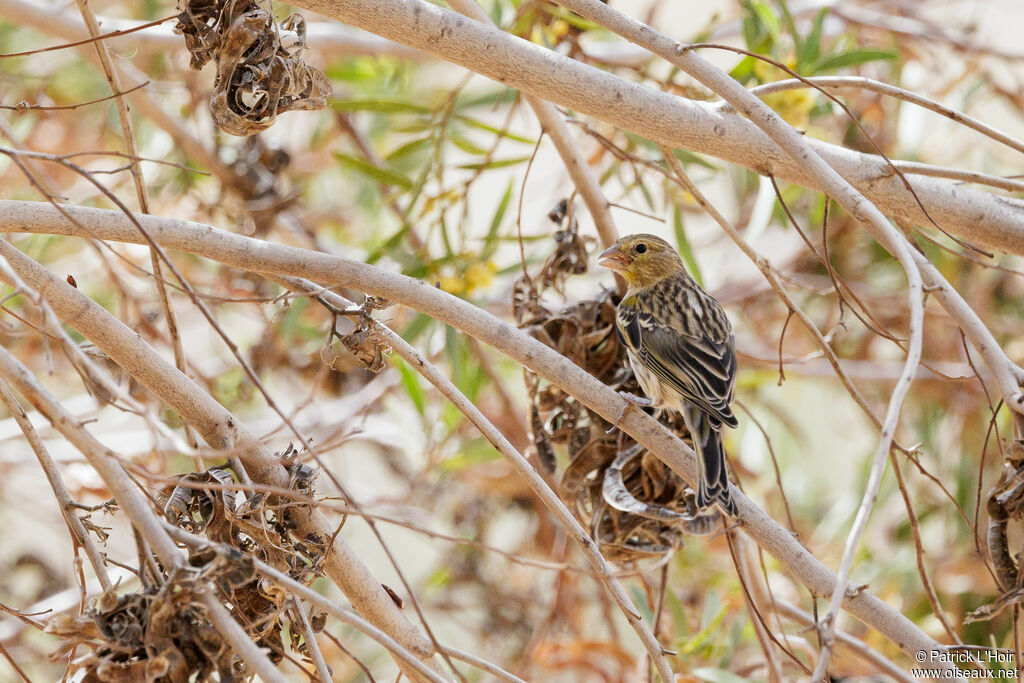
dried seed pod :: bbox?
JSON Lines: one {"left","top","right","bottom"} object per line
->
{"left": 518, "top": 206, "right": 718, "bottom": 563}
{"left": 175, "top": 0, "right": 329, "bottom": 136}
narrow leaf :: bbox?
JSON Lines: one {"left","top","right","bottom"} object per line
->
{"left": 814, "top": 48, "right": 898, "bottom": 73}
{"left": 396, "top": 358, "right": 426, "bottom": 416}
{"left": 673, "top": 206, "right": 704, "bottom": 287}
{"left": 455, "top": 114, "right": 536, "bottom": 144}
{"left": 481, "top": 179, "right": 514, "bottom": 260}
{"left": 334, "top": 153, "right": 413, "bottom": 189}
{"left": 457, "top": 156, "right": 531, "bottom": 171}
{"left": 332, "top": 98, "right": 430, "bottom": 114}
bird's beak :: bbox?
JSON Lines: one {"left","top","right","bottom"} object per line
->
{"left": 598, "top": 245, "right": 630, "bottom": 272}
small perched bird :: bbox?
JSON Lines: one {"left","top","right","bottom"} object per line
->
{"left": 599, "top": 234, "right": 739, "bottom": 516}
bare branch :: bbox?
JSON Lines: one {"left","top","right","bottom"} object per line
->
{"left": 0, "top": 200, "right": 959, "bottom": 671}
{"left": 0, "top": 236, "right": 446, "bottom": 681}
{"left": 269, "top": 274, "right": 674, "bottom": 680}
{"left": 287, "top": 0, "right": 1024, "bottom": 255}
{"left": 746, "top": 76, "right": 1024, "bottom": 156}
{"left": 0, "top": 379, "right": 113, "bottom": 593}
{"left": 446, "top": 0, "right": 619, "bottom": 247}
{"left": 0, "top": 346, "right": 287, "bottom": 683}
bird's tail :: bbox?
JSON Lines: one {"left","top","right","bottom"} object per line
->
{"left": 689, "top": 408, "right": 737, "bottom": 516}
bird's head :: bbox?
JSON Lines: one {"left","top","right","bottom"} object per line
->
{"left": 597, "top": 234, "right": 683, "bottom": 288}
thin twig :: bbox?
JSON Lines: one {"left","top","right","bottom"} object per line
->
{"left": 72, "top": 0, "right": 195, "bottom": 454}
{"left": 0, "top": 379, "right": 112, "bottom": 592}
{"left": 287, "top": 0, "right": 1024, "bottom": 255}
{"left": 548, "top": 7, "right": 925, "bottom": 676}
{"left": 745, "top": 76, "right": 1024, "bottom": 157}
{"left": 0, "top": 81, "right": 149, "bottom": 111}
{"left": 447, "top": 0, "right": 619, "bottom": 247}
{"left": 292, "top": 598, "right": 332, "bottom": 683}
{"left": 727, "top": 532, "right": 790, "bottom": 680}
{"left": 162, "top": 523, "right": 451, "bottom": 683}
{"left": 0, "top": 15, "right": 174, "bottom": 58}
{"left": 439, "top": 646, "right": 528, "bottom": 683}
{"left": 775, "top": 599, "right": 916, "bottom": 682}
{"left": 0, "top": 347, "right": 287, "bottom": 683}
{"left": 0, "top": 201, "right": 956, "bottom": 669}
{"left": 0, "top": 238, "right": 445, "bottom": 681}
{"left": 268, "top": 274, "right": 675, "bottom": 681}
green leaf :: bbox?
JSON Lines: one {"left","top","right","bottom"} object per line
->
{"left": 673, "top": 207, "right": 704, "bottom": 287}
{"left": 677, "top": 599, "right": 727, "bottom": 656}
{"left": 636, "top": 178, "right": 656, "bottom": 212}
{"left": 401, "top": 313, "right": 434, "bottom": 344}
{"left": 673, "top": 148, "right": 718, "bottom": 171}
{"left": 739, "top": 0, "right": 777, "bottom": 52}
{"left": 777, "top": 0, "right": 799, "bottom": 51}
{"left": 623, "top": 131, "right": 660, "bottom": 151}
{"left": 333, "top": 153, "right": 413, "bottom": 189}
{"left": 728, "top": 54, "right": 759, "bottom": 83}
{"left": 797, "top": 8, "right": 827, "bottom": 71}
{"left": 365, "top": 225, "right": 410, "bottom": 265}
{"left": 332, "top": 98, "right": 430, "bottom": 114}
{"left": 454, "top": 88, "right": 519, "bottom": 111}
{"left": 740, "top": 2, "right": 760, "bottom": 50}
{"left": 450, "top": 133, "right": 490, "bottom": 156}
{"left": 424, "top": 566, "right": 451, "bottom": 590}
{"left": 440, "top": 438, "right": 501, "bottom": 472}
{"left": 396, "top": 358, "right": 426, "bottom": 416}
{"left": 541, "top": 4, "right": 602, "bottom": 31}
{"left": 457, "top": 156, "right": 532, "bottom": 171}
{"left": 629, "top": 585, "right": 654, "bottom": 623}
{"left": 664, "top": 586, "right": 690, "bottom": 639}
{"left": 455, "top": 115, "right": 536, "bottom": 144}
{"left": 393, "top": 121, "right": 436, "bottom": 134}
{"left": 481, "top": 180, "right": 514, "bottom": 260}
{"left": 385, "top": 136, "right": 432, "bottom": 163}
{"left": 813, "top": 48, "right": 898, "bottom": 73}
{"left": 750, "top": 1, "right": 781, "bottom": 43}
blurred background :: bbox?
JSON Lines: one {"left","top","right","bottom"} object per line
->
{"left": 2, "top": 0, "right": 1024, "bottom": 679}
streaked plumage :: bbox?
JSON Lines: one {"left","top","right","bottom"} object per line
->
{"left": 599, "top": 234, "right": 738, "bottom": 516}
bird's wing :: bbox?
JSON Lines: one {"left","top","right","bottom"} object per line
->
{"left": 618, "top": 291, "right": 737, "bottom": 427}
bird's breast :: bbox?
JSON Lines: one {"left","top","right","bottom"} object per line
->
{"left": 627, "top": 350, "right": 678, "bottom": 409}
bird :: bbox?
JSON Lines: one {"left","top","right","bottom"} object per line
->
{"left": 598, "top": 234, "right": 739, "bottom": 516}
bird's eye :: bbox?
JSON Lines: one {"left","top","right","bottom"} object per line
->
{"left": 635, "top": 243, "right": 647, "bottom": 254}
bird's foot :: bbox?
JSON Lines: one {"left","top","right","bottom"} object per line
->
{"left": 607, "top": 392, "right": 654, "bottom": 433}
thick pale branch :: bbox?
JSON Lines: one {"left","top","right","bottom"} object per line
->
{"left": 550, "top": 5, "right": 922, "bottom": 675}
{"left": 0, "top": 346, "right": 287, "bottom": 683}
{"left": 0, "top": 202, "right": 957, "bottom": 671}
{"left": 288, "top": 0, "right": 1024, "bottom": 255}
{"left": 746, "top": 76, "right": 1024, "bottom": 156}
{"left": 270, "top": 275, "right": 672, "bottom": 679}
{"left": 446, "top": 0, "right": 618, "bottom": 246}
{"left": 0, "top": 237, "right": 445, "bottom": 681}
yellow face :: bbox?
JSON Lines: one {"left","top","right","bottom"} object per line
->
{"left": 597, "top": 234, "right": 682, "bottom": 288}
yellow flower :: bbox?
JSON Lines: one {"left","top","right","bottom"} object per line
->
{"left": 764, "top": 88, "right": 814, "bottom": 129}
{"left": 437, "top": 259, "right": 497, "bottom": 296}
{"left": 551, "top": 19, "right": 570, "bottom": 39}
{"left": 752, "top": 57, "right": 777, "bottom": 83}
{"left": 752, "top": 55, "right": 798, "bottom": 84}
{"left": 438, "top": 274, "right": 464, "bottom": 295}
{"left": 464, "top": 261, "right": 496, "bottom": 293}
